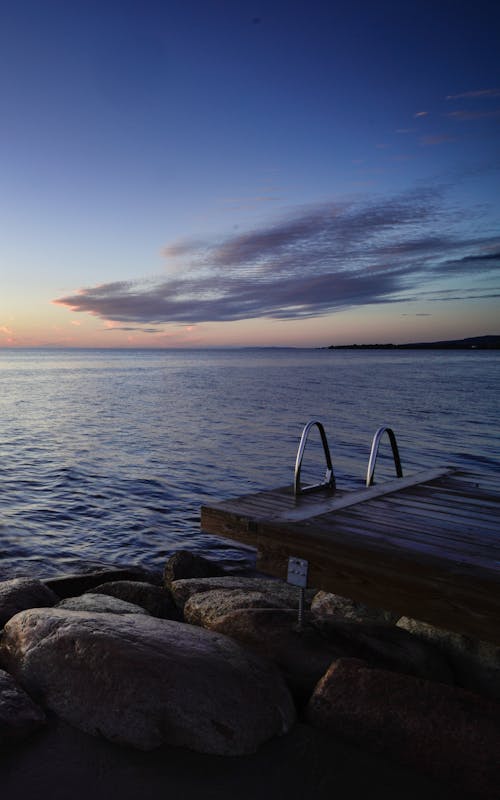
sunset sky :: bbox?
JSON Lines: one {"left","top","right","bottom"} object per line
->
{"left": 1, "top": 0, "right": 499, "bottom": 348}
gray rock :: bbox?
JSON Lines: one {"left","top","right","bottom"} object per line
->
{"left": 0, "top": 578, "right": 59, "bottom": 628}
{"left": 87, "top": 581, "right": 178, "bottom": 619}
{"left": 163, "top": 550, "right": 225, "bottom": 589}
{"left": 0, "top": 668, "right": 46, "bottom": 743}
{"left": 171, "top": 576, "right": 312, "bottom": 613}
{"left": 206, "top": 608, "right": 453, "bottom": 703}
{"left": 311, "top": 590, "right": 399, "bottom": 626}
{"left": 1, "top": 608, "right": 295, "bottom": 755}
{"left": 307, "top": 658, "right": 500, "bottom": 799}
{"left": 57, "top": 594, "right": 150, "bottom": 615}
{"left": 184, "top": 588, "right": 299, "bottom": 627}
{"left": 397, "top": 617, "right": 500, "bottom": 700}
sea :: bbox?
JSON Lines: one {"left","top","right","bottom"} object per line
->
{"left": 0, "top": 347, "right": 498, "bottom": 581}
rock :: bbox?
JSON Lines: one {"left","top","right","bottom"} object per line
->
{"left": 306, "top": 658, "right": 500, "bottom": 799}
{"left": 397, "top": 617, "right": 500, "bottom": 700}
{"left": 87, "top": 581, "right": 179, "bottom": 619}
{"left": 57, "top": 594, "right": 150, "bottom": 616}
{"left": 184, "top": 588, "right": 300, "bottom": 627}
{"left": 171, "top": 576, "right": 312, "bottom": 613}
{"left": 0, "top": 668, "right": 46, "bottom": 743}
{"left": 0, "top": 578, "right": 59, "bottom": 629}
{"left": 1, "top": 608, "right": 295, "bottom": 755}
{"left": 45, "top": 567, "right": 161, "bottom": 599}
{"left": 204, "top": 607, "right": 452, "bottom": 699}
{"left": 208, "top": 608, "right": 345, "bottom": 702}
{"left": 163, "top": 550, "right": 226, "bottom": 589}
{"left": 311, "top": 590, "right": 399, "bottom": 626}
{"left": 317, "top": 619, "right": 453, "bottom": 685}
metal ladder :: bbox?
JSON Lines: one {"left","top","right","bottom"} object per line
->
{"left": 290, "top": 419, "right": 403, "bottom": 627}
{"left": 293, "top": 419, "right": 403, "bottom": 496}
{"left": 365, "top": 425, "right": 403, "bottom": 487}
{"left": 293, "top": 418, "right": 335, "bottom": 496}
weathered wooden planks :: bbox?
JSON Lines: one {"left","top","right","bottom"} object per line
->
{"left": 201, "top": 469, "right": 500, "bottom": 644}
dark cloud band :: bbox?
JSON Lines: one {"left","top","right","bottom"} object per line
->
{"left": 54, "top": 189, "right": 500, "bottom": 325}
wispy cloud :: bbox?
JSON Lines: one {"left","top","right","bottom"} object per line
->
{"left": 446, "top": 109, "right": 500, "bottom": 121}
{"left": 444, "top": 88, "right": 500, "bottom": 121}
{"left": 0, "top": 324, "right": 15, "bottom": 344}
{"left": 446, "top": 88, "right": 500, "bottom": 100}
{"left": 432, "top": 250, "right": 500, "bottom": 275}
{"left": 102, "top": 325, "right": 164, "bottom": 333}
{"left": 54, "top": 188, "right": 500, "bottom": 326}
{"left": 420, "top": 134, "right": 456, "bottom": 146}
{"left": 411, "top": 285, "right": 500, "bottom": 302}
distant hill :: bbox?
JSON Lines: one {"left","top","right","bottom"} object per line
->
{"left": 326, "top": 335, "right": 500, "bottom": 350}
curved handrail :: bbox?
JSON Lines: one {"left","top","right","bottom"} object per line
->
{"left": 366, "top": 425, "right": 403, "bottom": 487}
{"left": 294, "top": 419, "right": 335, "bottom": 496}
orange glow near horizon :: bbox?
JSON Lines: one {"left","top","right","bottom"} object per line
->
{"left": 1, "top": 298, "right": 499, "bottom": 350}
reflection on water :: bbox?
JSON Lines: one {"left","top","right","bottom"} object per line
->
{"left": 0, "top": 348, "right": 498, "bottom": 579}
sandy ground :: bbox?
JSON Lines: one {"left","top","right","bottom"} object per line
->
{"left": 1, "top": 715, "right": 466, "bottom": 800}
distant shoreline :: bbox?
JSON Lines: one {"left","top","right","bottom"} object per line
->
{"left": 323, "top": 335, "right": 500, "bottom": 350}
{"left": 1, "top": 335, "right": 499, "bottom": 353}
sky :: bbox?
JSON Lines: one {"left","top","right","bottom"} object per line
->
{"left": 1, "top": 0, "right": 499, "bottom": 348}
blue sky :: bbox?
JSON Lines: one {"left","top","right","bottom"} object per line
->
{"left": 1, "top": 0, "right": 499, "bottom": 347}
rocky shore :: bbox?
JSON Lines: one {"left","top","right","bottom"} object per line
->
{"left": 1, "top": 550, "right": 499, "bottom": 798}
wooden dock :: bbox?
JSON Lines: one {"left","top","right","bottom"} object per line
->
{"left": 201, "top": 468, "right": 500, "bottom": 644}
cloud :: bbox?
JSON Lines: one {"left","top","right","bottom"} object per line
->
{"left": 411, "top": 284, "right": 500, "bottom": 302}
{"left": 54, "top": 188, "right": 500, "bottom": 326}
{"left": 162, "top": 239, "right": 206, "bottom": 259}
{"left": 0, "top": 325, "right": 15, "bottom": 344}
{"left": 433, "top": 251, "right": 500, "bottom": 276}
{"left": 446, "top": 89, "right": 500, "bottom": 100}
{"left": 102, "top": 325, "right": 164, "bottom": 333}
{"left": 446, "top": 109, "right": 500, "bottom": 121}
{"left": 420, "top": 134, "right": 456, "bottom": 146}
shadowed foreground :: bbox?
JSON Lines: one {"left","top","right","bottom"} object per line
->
{"left": 1, "top": 715, "right": 464, "bottom": 800}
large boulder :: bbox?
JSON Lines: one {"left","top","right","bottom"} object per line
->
{"left": 87, "top": 581, "right": 178, "bottom": 619}
{"left": 163, "top": 550, "right": 226, "bottom": 588}
{"left": 204, "top": 609, "right": 453, "bottom": 702}
{"left": 397, "top": 617, "right": 500, "bottom": 700}
{"left": 0, "top": 608, "right": 295, "bottom": 755}
{"left": 0, "top": 668, "right": 46, "bottom": 744}
{"left": 171, "top": 576, "right": 312, "bottom": 613}
{"left": 307, "top": 658, "right": 500, "bottom": 799}
{"left": 311, "top": 590, "right": 399, "bottom": 626}
{"left": 57, "top": 594, "right": 150, "bottom": 616}
{"left": 0, "top": 578, "right": 58, "bottom": 628}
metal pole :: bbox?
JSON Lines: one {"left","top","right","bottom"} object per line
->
{"left": 297, "top": 588, "right": 305, "bottom": 628}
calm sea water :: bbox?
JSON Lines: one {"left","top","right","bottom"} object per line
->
{"left": 0, "top": 348, "right": 498, "bottom": 580}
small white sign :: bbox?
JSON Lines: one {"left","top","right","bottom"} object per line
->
{"left": 287, "top": 556, "right": 308, "bottom": 588}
